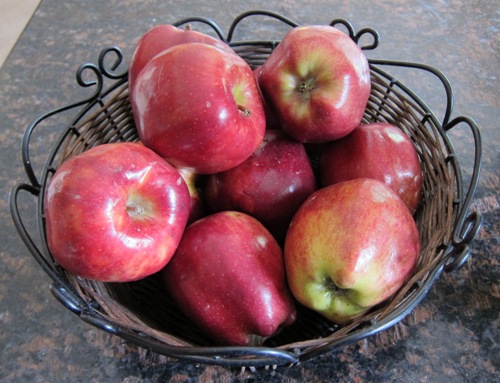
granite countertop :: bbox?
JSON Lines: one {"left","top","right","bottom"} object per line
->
{"left": 1, "top": 1, "right": 498, "bottom": 382}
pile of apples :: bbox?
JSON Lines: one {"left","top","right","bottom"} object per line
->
{"left": 44, "top": 23, "right": 423, "bottom": 346}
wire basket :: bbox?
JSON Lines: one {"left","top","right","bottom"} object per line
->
{"left": 10, "top": 10, "right": 482, "bottom": 367}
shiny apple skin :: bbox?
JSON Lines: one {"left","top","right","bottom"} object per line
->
{"left": 284, "top": 178, "right": 420, "bottom": 324}
{"left": 205, "top": 130, "right": 317, "bottom": 241}
{"left": 162, "top": 211, "right": 297, "bottom": 346}
{"left": 253, "top": 65, "right": 281, "bottom": 130}
{"left": 128, "top": 24, "right": 233, "bottom": 93}
{"left": 258, "top": 25, "right": 371, "bottom": 143}
{"left": 44, "top": 142, "right": 191, "bottom": 282}
{"left": 131, "top": 42, "right": 266, "bottom": 174}
{"left": 319, "top": 122, "right": 423, "bottom": 213}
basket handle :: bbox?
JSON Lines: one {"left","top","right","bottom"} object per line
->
{"left": 9, "top": 183, "right": 49, "bottom": 274}
{"left": 22, "top": 47, "right": 128, "bottom": 189}
{"left": 51, "top": 278, "right": 300, "bottom": 367}
{"left": 369, "top": 59, "right": 454, "bottom": 127}
{"left": 179, "top": 9, "right": 380, "bottom": 51}
{"left": 9, "top": 183, "right": 88, "bottom": 311}
{"left": 111, "top": 328, "right": 300, "bottom": 367}
{"left": 442, "top": 116, "right": 483, "bottom": 272}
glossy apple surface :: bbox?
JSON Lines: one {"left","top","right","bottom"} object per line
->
{"left": 132, "top": 42, "right": 266, "bottom": 174}
{"left": 284, "top": 178, "right": 420, "bottom": 323}
{"left": 128, "top": 24, "right": 233, "bottom": 92}
{"left": 44, "top": 142, "right": 191, "bottom": 282}
{"left": 162, "top": 211, "right": 297, "bottom": 346}
{"left": 205, "top": 130, "right": 317, "bottom": 241}
{"left": 319, "top": 122, "right": 423, "bottom": 213}
{"left": 253, "top": 65, "right": 281, "bottom": 130}
{"left": 258, "top": 25, "right": 371, "bottom": 143}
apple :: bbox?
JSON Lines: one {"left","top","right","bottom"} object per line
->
{"left": 253, "top": 66, "right": 281, "bottom": 130}
{"left": 162, "top": 211, "right": 297, "bottom": 346}
{"left": 319, "top": 122, "right": 423, "bottom": 213}
{"left": 284, "top": 178, "right": 420, "bottom": 324}
{"left": 176, "top": 166, "right": 207, "bottom": 225}
{"left": 131, "top": 42, "right": 266, "bottom": 174}
{"left": 44, "top": 142, "right": 191, "bottom": 282}
{"left": 258, "top": 25, "right": 371, "bottom": 143}
{"left": 204, "top": 129, "right": 317, "bottom": 241}
{"left": 128, "top": 24, "right": 233, "bottom": 93}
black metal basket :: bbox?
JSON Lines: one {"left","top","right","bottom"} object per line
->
{"left": 10, "top": 10, "right": 482, "bottom": 367}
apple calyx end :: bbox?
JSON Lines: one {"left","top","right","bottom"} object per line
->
{"left": 297, "top": 78, "right": 315, "bottom": 101}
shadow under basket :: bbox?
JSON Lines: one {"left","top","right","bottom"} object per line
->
{"left": 10, "top": 10, "right": 482, "bottom": 368}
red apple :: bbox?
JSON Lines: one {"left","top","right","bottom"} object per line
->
{"left": 253, "top": 65, "right": 281, "bottom": 130}
{"left": 319, "top": 122, "right": 423, "bottom": 213}
{"left": 284, "top": 178, "right": 420, "bottom": 323}
{"left": 162, "top": 211, "right": 297, "bottom": 346}
{"left": 44, "top": 142, "right": 191, "bottom": 282}
{"left": 128, "top": 24, "right": 233, "bottom": 93}
{"left": 131, "top": 42, "right": 266, "bottom": 174}
{"left": 176, "top": 166, "right": 207, "bottom": 225}
{"left": 204, "top": 129, "right": 317, "bottom": 241}
{"left": 258, "top": 25, "right": 371, "bottom": 143}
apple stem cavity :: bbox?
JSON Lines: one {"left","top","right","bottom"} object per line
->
{"left": 127, "top": 202, "right": 146, "bottom": 217}
{"left": 237, "top": 104, "right": 251, "bottom": 117}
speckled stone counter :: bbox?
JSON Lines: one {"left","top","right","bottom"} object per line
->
{"left": 1, "top": 1, "right": 498, "bottom": 382}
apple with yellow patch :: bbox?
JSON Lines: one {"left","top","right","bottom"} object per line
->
{"left": 257, "top": 25, "right": 371, "bottom": 143}
{"left": 284, "top": 178, "right": 420, "bottom": 323}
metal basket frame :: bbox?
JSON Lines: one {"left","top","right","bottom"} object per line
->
{"left": 10, "top": 10, "right": 482, "bottom": 367}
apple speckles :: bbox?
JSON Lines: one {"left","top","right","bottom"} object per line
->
{"left": 370, "top": 181, "right": 394, "bottom": 204}
{"left": 255, "top": 235, "right": 268, "bottom": 248}
{"left": 385, "top": 128, "right": 407, "bottom": 144}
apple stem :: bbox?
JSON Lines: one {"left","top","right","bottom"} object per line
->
{"left": 184, "top": 24, "right": 192, "bottom": 31}
{"left": 237, "top": 105, "right": 251, "bottom": 117}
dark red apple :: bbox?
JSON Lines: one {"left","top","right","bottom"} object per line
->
{"left": 131, "top": 42, "right": 266, "bottom": 174}
{"left": 319, "top": 122, "right": 423, "bottom": 213}
{"left": 128, "top": 24, "right": 233, "bottom": 93}
{"left": 284, "top": 178, "right": 420, "bottom": 323}
{"left": 162, "top": 211, "right": 297, "bottom": 346}
{"left": 204, "top": 129, "right": 317, "bottom": 241}
{"left": 258, "top": 25, "right": 371, "bottom": 143}
{"left": 44, "top": 142, "right": 191, "bottom": 282}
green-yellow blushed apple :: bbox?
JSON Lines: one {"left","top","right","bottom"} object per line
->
{"left": 284, "top": 178, "right": 420, "bottom": 323}
{"left": 258, "top": 25, "right": 371, "bottom": 143}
